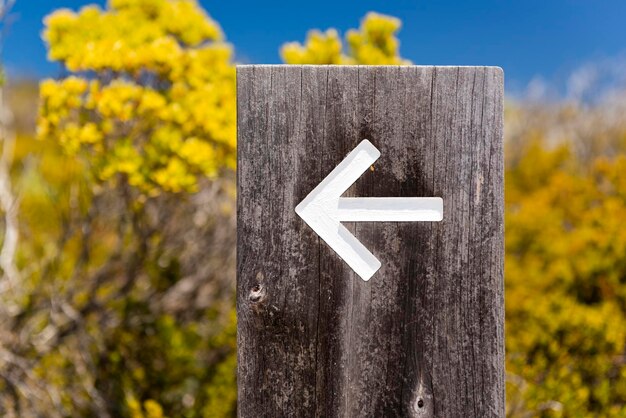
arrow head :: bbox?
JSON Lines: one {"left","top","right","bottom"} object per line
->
{"left": 295, "top": 140, "right": 382, "bottom": 281}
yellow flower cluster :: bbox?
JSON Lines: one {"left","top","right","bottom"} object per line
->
{"left": 346, "top": 13, "right": 409, "bottom": 65}
{"left": 281, "top": 29, "right": 345, "bottom": 64}
{"left": 127, "top": 394, "right": 164, "bottom": 418}
{"left": 38, "top": 0, "right": 235, "bottom": 195}
{"left": 44, "top": 0, "right": 221, "bottom": 75}
{"left": 281, "top": 12, "right": 411, "bottom": 65}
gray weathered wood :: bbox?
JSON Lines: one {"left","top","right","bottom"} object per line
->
{"left": 237, "top": 65, "right": 504, "bottom": 418}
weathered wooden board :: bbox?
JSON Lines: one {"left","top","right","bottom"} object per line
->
{"left": 237, "top": 65, "right": 504, "bottom": 418}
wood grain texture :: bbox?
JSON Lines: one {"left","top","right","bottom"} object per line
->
{"left": 237, "top": 65, "right": 504, "bottom": 418}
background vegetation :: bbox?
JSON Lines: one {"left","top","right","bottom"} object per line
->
{"left": 0, "top": 0, "right": 625, "bottom": 416}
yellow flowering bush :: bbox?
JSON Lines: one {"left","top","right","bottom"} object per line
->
{"left": 281, "top": 12, "right": 411, "bottom": 65}
{"left": 38, "top": 0, "right": 236, "bottom": 194}
{"left": 29, "top": 2, "right": 239, "bottom": 417}
{"left": 506, "top": 137, "right": 626, "bottom": 417}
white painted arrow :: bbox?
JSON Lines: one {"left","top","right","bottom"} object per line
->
{"left": 295, "top": 139, "right": 443, "bottom": 281}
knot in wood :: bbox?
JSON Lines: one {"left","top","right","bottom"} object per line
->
{"left": 248, "top": 283, "right": 266, "bottom": 304}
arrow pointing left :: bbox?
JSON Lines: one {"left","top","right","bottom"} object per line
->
{"left": 295, "top": 139, "right": 443, "bottom": 281}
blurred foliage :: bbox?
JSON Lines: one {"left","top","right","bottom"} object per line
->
{"left": 281, "top": 12, "right": 410, "bottom": 65}
{"left": 0, "top": 1, "right": 625, "bottom": 416}
{"left": 505, "top": 102, "right": 626, "bottom": 417}
{"left": 1, "top": 0, "right": 237, "bottom": 417}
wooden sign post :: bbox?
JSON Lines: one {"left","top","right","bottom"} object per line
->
{"left": 237, "top": 65, "right": 504, "bottom": 417}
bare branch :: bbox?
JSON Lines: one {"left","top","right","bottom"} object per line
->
{"left": 0, "top": 86, "right": 19, "bottom": 292}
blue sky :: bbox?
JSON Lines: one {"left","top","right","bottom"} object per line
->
{"left": 4, "top": 0, "right": 626, "bottom": 96}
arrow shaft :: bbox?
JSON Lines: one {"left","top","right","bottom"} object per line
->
{"left": 337, "top": 197, "right": 443, "bottom": 222}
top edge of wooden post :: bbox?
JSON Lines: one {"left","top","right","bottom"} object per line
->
{"left": 236, "top": 64, "right": 504, "bottom": 74}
